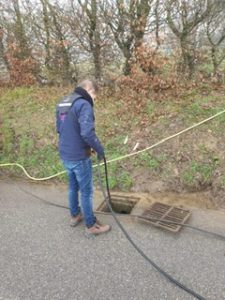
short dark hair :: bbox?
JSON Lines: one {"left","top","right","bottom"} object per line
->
{"left": 77, "top": 79, "right": 99, "bottom": 93}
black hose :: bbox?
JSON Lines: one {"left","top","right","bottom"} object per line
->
{"left": 99, "top": 156, "right": 207, "bottom": 300}
{"left": 13, "top": 168, "right": 225, "bottom": 299}
{"left": 5, "top": 160, "right": 224, "bottom": 299}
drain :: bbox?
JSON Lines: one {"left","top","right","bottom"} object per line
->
{"left": 141, "top": 202, "right": 191, "bottom": 232}
{"left": 97, "top": 194, "right": 139, "bottom": 214}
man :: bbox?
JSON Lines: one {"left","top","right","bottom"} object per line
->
{"left": 56, "top": 79, "right": 111, "bottom": 236}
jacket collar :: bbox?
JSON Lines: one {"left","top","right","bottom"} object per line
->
{"left": 74, "top": 87, "right": 94, "bottom": 107}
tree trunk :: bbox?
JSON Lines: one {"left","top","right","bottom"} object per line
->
{"left": 180, "top": 39, "right": 195, "bottom": 78}
{"left": 93, "top": 44, "right": 101, "bottom": 80}
{"left": 0, "top": 29, "right": 10, "bottom": 80}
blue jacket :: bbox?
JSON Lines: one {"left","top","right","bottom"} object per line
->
{"left": 56, "top": 94, "right": 104, "bottom": 161}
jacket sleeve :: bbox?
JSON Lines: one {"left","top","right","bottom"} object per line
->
{"left": 75, "top": 102, "right": 104, "bottom": 155}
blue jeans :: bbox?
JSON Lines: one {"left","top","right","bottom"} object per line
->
{"left": 63, "top": 158, "right": 96, "bottom": 228}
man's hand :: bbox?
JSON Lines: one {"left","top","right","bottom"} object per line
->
{"left": 86, "top": 148, "right": 96, "bottom": 156}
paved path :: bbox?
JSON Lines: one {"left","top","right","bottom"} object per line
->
{"left": 0, "top": 180, "right": 225, "bottom": 300}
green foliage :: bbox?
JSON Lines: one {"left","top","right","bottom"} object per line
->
{"left": 184, "top": 102, "right": 213, "bottom": 118}
{"left": 6, "top": 86, "right": 33, "bottom": 99}
{"left": 146, "top": 102, "right": 155, "bottom": 117}
{"left": 104, "top": 135, "right": 128, "bottom": 156}
{"left": 94, "top": 162, "right": 133, "bottom": 191}
{"left": 198, "top": 62, "right": 213, "bottom": 76}
{"left": 1, "top": 84, "right": 225, "bottom": 194}
{"left": 2, "top": 121, "right": 14, "bottom": 155}
{"left": 16, "top": 144, "right": 66, "bottom": 180}
{"left": 181, "top": 97, "right": 225, "bottom": 128}
{"left": 19, "top": 136, "right": 34, "bottom": 156}
{"left": 107, "top": 163, "right": 119, "bottom": 190}
{"left": 182, "top": 160, "right": 216, "bottom": 186}
{"left": 220, "top": 176, "right": 225, "bottom": 187}
{"left": 93, "top": 161, "right": 119, "bottom": 190}
{"left": 118, "top": 171, "right": 133, "bottom": 190}
{"left": 135, "top": 152, "right": 163, "bottom": 170}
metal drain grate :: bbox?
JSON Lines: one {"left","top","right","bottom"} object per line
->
{"left": 141, "top": 202, "right": 191, "bottom": 232}
{"left": 97, "top": 194, "right": 140, "bottom": 214}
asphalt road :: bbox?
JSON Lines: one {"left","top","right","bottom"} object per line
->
{"left": 0, "top": 179, "right": 225, "bottom": 300}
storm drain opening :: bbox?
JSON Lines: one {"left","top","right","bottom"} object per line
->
{"left": 97, "top": 194, "right": 140, "bottom": 214}
{"left": 141, "top": 202, "right": 191, "bottom": 232}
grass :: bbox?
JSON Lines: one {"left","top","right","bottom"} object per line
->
{"left": 133, "top": 152, "right": 167, "bottom": 172}
{"left": 182, "top": 160, "right": 216, "bottom": 187}
{"left": 1, "top": 83, "right": 225, "bottom": 193}
{"left": 135, "top": 152, "right": 159, "bottom": 169}
{"left": 146, "top": 102, "right": 155, "bottom": 117}
{"left": 93, "top": 160, "right": 133, "bottom": 191}
{"left": 92, "top": 146, "right": 133, "bottom": 190}
{"left": 0, "top": 86, "right": 69, "bottom": 180}
{"left": 220, "top": 175, "right": 225, "bottom": 187}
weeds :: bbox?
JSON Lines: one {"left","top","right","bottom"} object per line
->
{"left": 182, "top": 160, "right": 216, "bottom": 187}
{"left": 1, "top": 84, "right": 225, "bottom": 193}
{"left": 134, "top": 152, "right": 165, "bottom": 171}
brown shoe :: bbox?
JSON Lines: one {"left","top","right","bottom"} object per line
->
{"left": 70, "top": 213, "right": 83, "bottom": 227}
{"left": 85, "top": 220, "right": 111, "bottom": 236}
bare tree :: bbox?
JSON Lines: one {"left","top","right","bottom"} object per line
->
{"left": 166, "top": 0, "right": 212, "bottom": 77}
{"left": 0, "top": 0, "right": 31, "bottom": 58}
{"left": 154, "top": 0, "right": 161, "bottom": 50}
{"left": 1, "top": 0, "right": 224, "bottom": 85}
{"left": 206, "top": 1, "right": 225, "bottom": 75}
{"left": 67, "top": 0, "right": 117, "bottom": 81}
{"left": 47, "top": 1, "right": 72, "bottom": 83}
{"left": 68, "top": 0, "right": 102, "bottom": 80}
{"left": 102, "top": 0, "right": 152, "bottom": 75}
{"left": 25, "top": 0, "right": 73, "bottom": 84}
{"left": 0, "top": 26, "right": 10, "bottom": 81}
{"left": 0, "top": 0, "right": 38, "bottom": 84}
{"left": 39, "top": 0, "right": 51, "bottom": 72}
{"left": 11, "top": 0, "right": 31, "bottom": 59}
